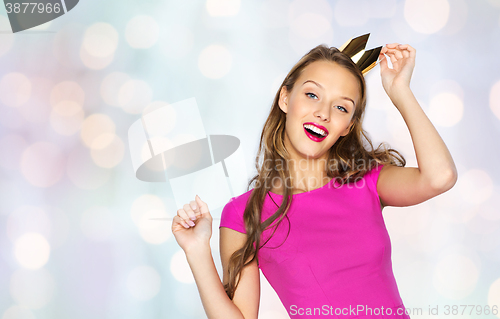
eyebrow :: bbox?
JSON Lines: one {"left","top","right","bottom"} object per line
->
{"left": 302, "top": 80, "right": 356, "bottom": 107}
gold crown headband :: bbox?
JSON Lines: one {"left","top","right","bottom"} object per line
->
{"left": 338, "top": 33, "right": 382, "bottom": 76}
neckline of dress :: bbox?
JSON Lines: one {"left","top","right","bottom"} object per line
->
{"left": 267, "top": 177, "right": 336, "bottom": 197}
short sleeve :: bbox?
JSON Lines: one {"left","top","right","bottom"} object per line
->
{"left": 219, "top": 197, "right": 246, "bottom": 234}
{"left": 365, "top": 163, "right": 384, "bottom": 196}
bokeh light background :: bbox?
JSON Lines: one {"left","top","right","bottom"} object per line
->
{"left": 1, "top": 0, "right": 500, "bottom": 318}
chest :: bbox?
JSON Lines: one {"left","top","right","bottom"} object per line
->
{"left": 257, "top": 187, "right": 390, "bottom": 268}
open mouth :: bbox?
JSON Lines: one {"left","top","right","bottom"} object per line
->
{"left": 303, "top": 123, "right": 328, "bottom": 139}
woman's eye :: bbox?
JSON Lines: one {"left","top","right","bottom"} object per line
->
{"left": 306, "top": 93, "right": 318, "bottom": 99}
{"left": 336, "top": 105, "right": 348, "bottom": 113}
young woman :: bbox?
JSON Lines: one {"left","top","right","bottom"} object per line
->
{"left": 171, "top": 42, "right": 457, "bottom": 318}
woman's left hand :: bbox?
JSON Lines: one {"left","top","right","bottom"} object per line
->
{"left": 379, "top": 43, "right": 416, "bottom": 100}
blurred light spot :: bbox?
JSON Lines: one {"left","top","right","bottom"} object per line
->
{"left": 159, "top": 24, "right": 194, "bottom": 59}
{"left": 458, "top": 169, "right": 493, "bottom": 204}
{"left": 81, "top": 206, "right": 116, "bottom": 241}
{"left": 290, "top": 13, "right": 331, "bottom": 39}
{"left": 367, "top": 0, "right": 397, "bottom": 18}
{"left": 198, "top": 45, "right": 232, "bottom": 79}
{"left": 90, "top": 134, "right": 125, "bottom": 168}
{"left": 50, "top": 101, "right": 84, "bottom": 136}
{"left": 21, "top": 142, "right": 65, "bottom": 188}
{"left": 125, "top": 15, "right": 159, "bottom": 49}
{"left": 137, "top": 209, "right": 172, "bottom": 244}
{"left": 126, "top": 266, "right": 161, "bottom": 300}
{"left": 80, "top": 114, "right": 116, "bottom": 149}
{"left": 433, "top": 253, "right": 478, "bottom": 299}
{"left": 206, "top": 0, "right": 240, "bottom": 16}
{"left": 0, "top": 16, "right": 14, "bottom": 58}
{"left": 14, "top": 233, "right": 50, "bottom": 269}
{"left": 10, "top": 268, "right": 55, "bottom": 309}
{"left": 0, "top": 134, "right": 27, "bottom": 170}
{"left": 130, "top": 194, "right": 165, "bottom": 225}
{"left": 82, "top": 23, "right": 119, "bottom": 57}
{"left": 488, "top": 277, "right": 500, "bottom": 311}
{"left": 428, "top": 92, "right": 463, "bottom": 127}
{"left": 100, "top": 72, "right": 132, "bottom": 107}
{"left": 404, "top": 0, "right": 450, "bottom": 34}
{"left": 334, "top": 0, "right": 369, "bottom": 26}
{"left": 390, "top": 11, "right": 429, "bottom": 44}
{"left": 170, "top": 250, "right": 195, "bottom": 283}
{"left": 288, "top": 0, "right": 333, "bottom": 55}
{"left": 66, "top": 147, "right": 111, "bottom": 189}
{"left": 0, "top": 73, "right": 31, "bottom": 108}
{"left": 1, "top": 305, "right": 35, "bottom": 319}
{"left": 7, "top": 206, "right": 51, "bottom": 244}
{"left": 490, "top": 80, "right": 500, "bottom": 121}
{"left": 50, "top": 81, "right": 85, "bottom": 107}
{"left": 430, "top": 79, "right": 464, "bottom": 100}
{"left": 117, "top": 79, "right": 153, "bottom": 114}
{"left": 79, "top": 46, "right": 114, "bottom": 70}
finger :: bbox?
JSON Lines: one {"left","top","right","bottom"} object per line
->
{"left": 379, "top": 53, "right": 388, "bottom": 72}
{"left": 195, "top": 195, "right": 209, "bottom": 216}
{"left": 386, "top": 48, "right": 404, "bottom": 60}
{"left": 183, "top": 203, "right": 197, "bottom": 221}
{"left": 387, "top": 52, "right": 398, "bottom": 66}
{"left": 178, "top": 208, "right": 195, "bottom": 227}
{"left": 381, "top": 46, "right": 388, "bottom": 54}
{"left": 173, "top": 215, "right": 191, "bottom": 229}
{"left": 190, "top": 200, "right": 201, "bottom": 218}
{"left": 386, "top": 43, "right": 399, "bottom": 49}
{"left": 406, "top": 45, "right": 416, "bottom": 59}
{"left": 397, "top": 44, "right": 408, "bottom": 49}
{"left": 401, "top": 49, "right": 410, "bottom": 59}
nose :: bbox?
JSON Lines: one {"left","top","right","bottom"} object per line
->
{"left": 313, "top": 103, "right": 329, "bottom": 122}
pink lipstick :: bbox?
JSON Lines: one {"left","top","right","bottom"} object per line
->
{"left": 303, "top": 122, "right": 328, "bottom": 142}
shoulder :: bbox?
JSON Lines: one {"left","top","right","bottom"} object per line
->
{"left": 227, "top": 188, "right": 254, "bottom": 210}
{"left": 220, "top": 188, "right": 255, "bottom": 234}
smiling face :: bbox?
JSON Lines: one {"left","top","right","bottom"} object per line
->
{"left": 278, "top": 60, "right": 361, "bottom": 161}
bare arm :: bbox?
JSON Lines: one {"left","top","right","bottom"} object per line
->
{"left": 185, "top": 243, "right": 247, "bottom": 319}
{"left": 377, "top": 43, "right": 458, "bottom": 207}
{"left": 172, "top": 195, "right": 260, "bottom": 319}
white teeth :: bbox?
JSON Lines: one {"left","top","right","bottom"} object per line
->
{"left": 304, "top": 124, "right": 327, "bottom": 137}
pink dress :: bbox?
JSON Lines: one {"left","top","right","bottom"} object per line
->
{"left": 220, "top": 164, "right": 411, "bottom": 318}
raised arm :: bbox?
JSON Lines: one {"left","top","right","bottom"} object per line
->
{"left": 376, "top": 43, "right": 458, "bottom": 207}
{"left": 172, "top": 195, "right": 260, "bottom": 319}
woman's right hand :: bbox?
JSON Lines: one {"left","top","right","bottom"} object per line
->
{"left": 171, "top": 195, "right": 213, "bottom": 253}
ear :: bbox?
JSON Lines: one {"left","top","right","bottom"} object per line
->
{"left": 340, "top": 121, "right": 354, "bottom": 137}
{"left": 278, "top": 86, "right": 289, "bottom": 114}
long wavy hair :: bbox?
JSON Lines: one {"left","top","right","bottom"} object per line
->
{"left": 223, "top": 44, "right": 405, "bottom": 300}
